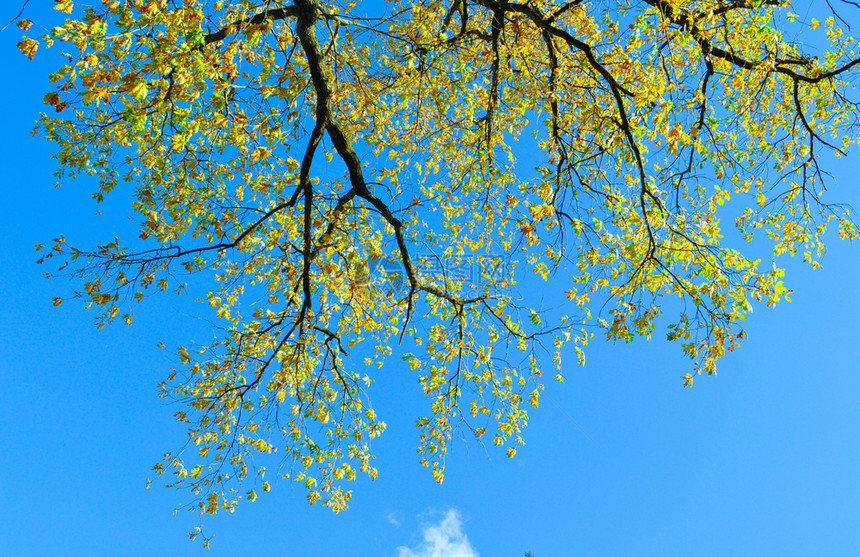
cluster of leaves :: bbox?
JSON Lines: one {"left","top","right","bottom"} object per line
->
{"left": 21, "top": 0, "right": 860, "bottom": 534}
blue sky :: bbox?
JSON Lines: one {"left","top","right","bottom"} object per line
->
{"left": 2, "top": 3, "right": 860, "bottom": 556}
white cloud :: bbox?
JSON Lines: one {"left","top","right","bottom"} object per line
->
{"left": 396, "top": 509, "right": 479, "bottom": 557}
{"left": 386, "top": 511, "right": 402, "bottom": 527}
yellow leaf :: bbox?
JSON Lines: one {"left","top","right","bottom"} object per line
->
{"left": 16, "top": 37, "right": 38, "bottom": 60}
{"left": 53, "top": 0, "right": 74, "bottom": 13}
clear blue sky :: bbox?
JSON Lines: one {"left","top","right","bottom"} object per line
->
{"left": 2, "top": 3, "right": 860, "bottom": 556}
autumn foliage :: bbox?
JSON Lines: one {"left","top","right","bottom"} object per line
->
{"left": 21, "top": 0, "right": 860, "bottom": 533}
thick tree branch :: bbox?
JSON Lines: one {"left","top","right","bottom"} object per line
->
{"left": 204, "top": 7, "right": 298, "bottom": 45}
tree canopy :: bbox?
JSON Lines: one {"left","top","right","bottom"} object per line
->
{"left": 19, "top": 0, "right": 860, "bottom": 536}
